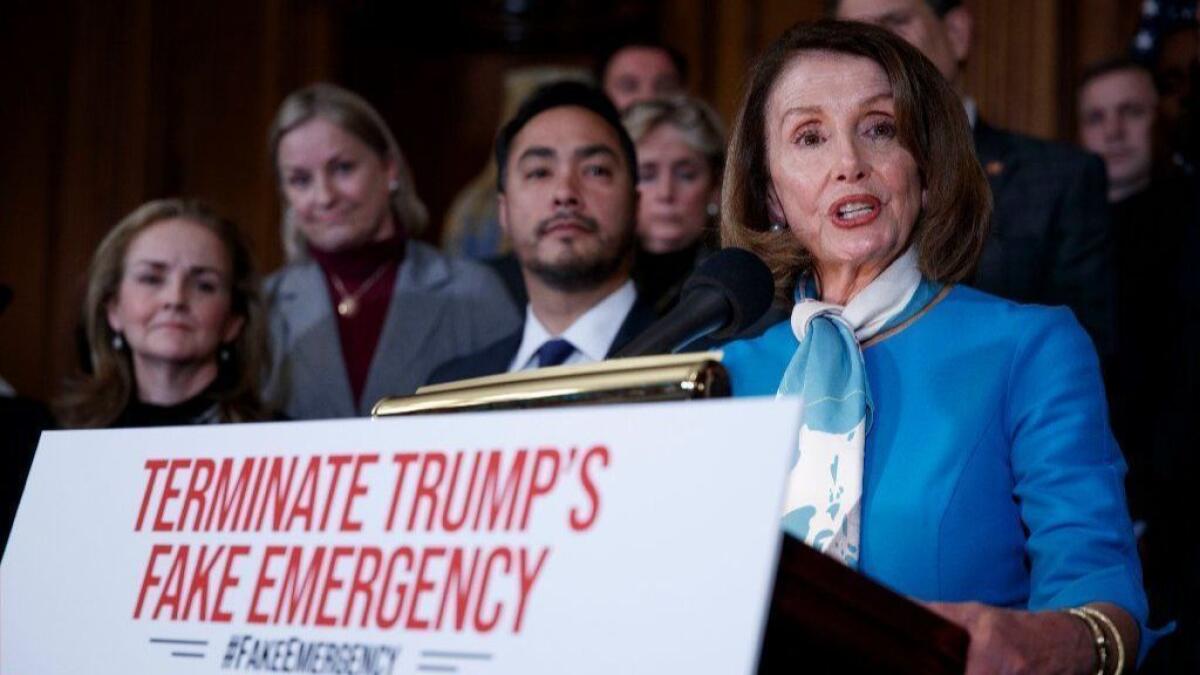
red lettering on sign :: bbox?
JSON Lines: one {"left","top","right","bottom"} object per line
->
{"left": 247, "top": 545, "right": 287, "bottom": 624}
{"left": 286, "top": 457, "right": 321, "bottom": 532}
{"left": 178, "top": 459, "right": 215, "bottom": 531}
{"left": 254, "top": 457, "right": 297, "bottom": 531}
{"left": 212, "top": 545, "right": 249, "bottom": 623}
{"left": 406, "top": 546, "right": 444, "bottom": 630}
{"left": 153, "top": 544, "right": 189, "bottom": 618}
{"left": 409, "top": 452, "right": 446, "bottom": 531}
{"left": 315, "top": 546, "right": 354, "bottom": 627}
{"left": 319, "top": 455, "right": 353, "bottom": 531}
{"left": 239, "top": 458, "right": 269, "bottom": 530}
{"left": 375, "top": 546, "right": 414, "bottom": 629}
{"left": 385, "top": 453, "right": 419, "bottom": 531}
{"left": 343, "top": 546, "right": 382, "bottom": 627}
{"left": 442, "top": 452, "right": 480, "bottom": 532}
{"left": 514, "top": 547, "right": 549, "bottom": 632}
{"left": 474, "top": 547, "right": 510, "bottom": 632}
{"left": 135, "top": 460, "right": 167, "bottom": 531}
{"left": 570, "top": 445, "right": 609, "bottom": 530}
{"left": 520, "top": 449, "right": 560, "bottom": 529}
{"left": 275, "top": 546, "right": 325, "bottom": 625}
{"left": 133, "top": 543, "right": 171, "bottom": 617}
{"left": 206, "top": 457, "right": 257, "bottom": 531}
{"left": 341, "top": 454, "right": 377, "bottom": 532}
{"left": 474, "top": 451, "right": 525, "bottom": 531}
{"left": 154, "top": 459, "right": 191, "bottom": 531}
{"left": 181, "top": 544, "right": 224, "bottom": 620}
{"left": 436, "top": 547, "right": 482, "bottom": 631}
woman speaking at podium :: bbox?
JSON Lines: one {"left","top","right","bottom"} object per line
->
{"left": 720, "top": 21, "right": 1161, "bottom": 673}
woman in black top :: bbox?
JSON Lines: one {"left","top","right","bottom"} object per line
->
{"left": 622, "top": 95, "right": 725, "bottom": 313}
{"left": 57, "top": 199, "right": 273, "bottom": 428}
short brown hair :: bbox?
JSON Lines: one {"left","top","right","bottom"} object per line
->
{"left": 57, "top": 199, "right": 269, "bottom": 427}
{"left": 721, "top": 20, "right": 990, "bottom": 303}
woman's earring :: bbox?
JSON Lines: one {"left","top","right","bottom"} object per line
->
{"left": 388, "top": 179, "right": 400, "bottom": 193}
{"left": 706, "top": 202, "right": 720, "bottom": 218}
{"left": 111, "top": 333, "right": 125, "bottom": 350}
{"left": 219, "top": 345, "right": 232, "bottom": 363}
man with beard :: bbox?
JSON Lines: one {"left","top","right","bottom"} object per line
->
{"left": 426, "top": 82, "right": 657, "bottom": 384}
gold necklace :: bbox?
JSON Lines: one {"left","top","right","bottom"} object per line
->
{"left": 330, "top": 264, "right": 390, "bottom": 318}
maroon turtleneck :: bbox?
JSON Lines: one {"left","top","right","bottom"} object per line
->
{"left": 308, "top": 234, "right": 406, "bottom": 408}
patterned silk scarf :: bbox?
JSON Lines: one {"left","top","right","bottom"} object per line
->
{"left": 777, "top": 247, "right": 941, "bottom": 568}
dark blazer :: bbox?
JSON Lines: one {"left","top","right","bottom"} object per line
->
{"left": 972, "top": 121, "right": 1115, "bottom": 355}
{"left": 425, "top": 291, "right": 659, "bottom": 385}
{"left": 483, "top": 253, "right": 527, "bottom": 308}
{"left": 263, "top": 241, "right": 521, "bottom": 418}
{"left": 0, "top": 395, "right": 53, "bottom": 559}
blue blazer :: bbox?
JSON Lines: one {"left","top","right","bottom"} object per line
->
{"left": 722, "top": 285, "right": 1161, "bottom": 660}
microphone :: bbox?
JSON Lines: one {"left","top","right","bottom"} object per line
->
{"left": 616, "top": 247, "right": 775, "bottom": 357}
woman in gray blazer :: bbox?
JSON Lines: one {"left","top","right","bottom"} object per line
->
{"left": 264, "top": 83, "right": 519, "bottom": 419}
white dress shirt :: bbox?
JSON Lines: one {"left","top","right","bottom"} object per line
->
{"left": 509, "top": 280, "right": 638, "bottom": 372}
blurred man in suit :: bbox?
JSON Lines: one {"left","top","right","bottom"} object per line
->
{"left": 1078, "top": 59, "right": 1196, "bottom": 674}
{"left": 832, "top": 0, "right": 1115, "bottom": 355}
{"left": 597, "top": 40, "right": 687, "bottom": 112}
{"left": 427, "top": 82, "right": 656, "bottom": 384}
{"left": 1077, "top": 59, "right": 1192, "bottom": 465}
{"left": 1079, "top": 59, "right": 1159, "bottom": 204}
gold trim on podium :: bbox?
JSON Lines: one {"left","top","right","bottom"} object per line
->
{"left": 371, "top": 352, "right": 729, "bottom": 417}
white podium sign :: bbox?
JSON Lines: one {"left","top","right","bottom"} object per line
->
{"left": 2, "top": 398, "right": 797, "bottom": 675}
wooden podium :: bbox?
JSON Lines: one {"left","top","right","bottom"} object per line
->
{"left": 374, "top": 354, "right": 968, "bottom": 673}
{"left": 760, "top": 534, "right": 967, "bottom": 673}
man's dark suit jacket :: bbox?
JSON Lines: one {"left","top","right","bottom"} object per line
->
{"left": 425, "top": 292, "right": 658, "bottom": 385}
{"left": 972, "top": 121, "right": 1115, "bottom": 355}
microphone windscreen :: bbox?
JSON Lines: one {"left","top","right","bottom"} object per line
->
{"left": 683, "top": 247, "right": 775, "bottom": 337}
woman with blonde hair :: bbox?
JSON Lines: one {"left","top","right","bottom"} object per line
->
{"left": 265, "top": 83, "right": 519, "bottom": 418}
{"left": 623, "top": 95, "right": 725, "bottom": 312}
{"left": 57, "top": 198, "right": 270, "bottom": 427}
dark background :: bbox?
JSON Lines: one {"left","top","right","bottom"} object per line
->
{"left": 0, "top": 0, "right": 1144, "bottom": 401}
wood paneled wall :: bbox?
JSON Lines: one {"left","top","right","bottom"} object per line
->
{"left": 1, "top": 0, "right": 335, "bottom": 402}
{"left": 669, "top": 0, "right": 1144, "bottom": 136}
{"left": 0, "top": 0, "right": 1152, "bottom": 403}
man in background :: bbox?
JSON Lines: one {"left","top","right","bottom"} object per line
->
{"left": 427, "top": 82, "right": 656, "bottom": 384}
{"left": 1078, "top": 60, "right": 1194, "bottom": 673}
{"left": 1077, "top": 58, "right": 1191, "bottom": 455}
{"left": 597, "top": 40, "right": 687, "bottom": 112}
{"left": 1079, "top": 59, "right": 1160, "bottom": 204}
{"left": 833, "top": 0, "right": 1116, "bottom": 356}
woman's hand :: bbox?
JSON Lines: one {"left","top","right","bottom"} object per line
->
{"left": 925, "top": 601, "right": 1109, "bottom": 675}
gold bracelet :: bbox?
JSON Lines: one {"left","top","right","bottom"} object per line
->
{"left": 1079, "top": 606, "right": 1126, "bottom": 675}
{"left": 1066, "top": 607, "right": 1108, "bottom": 675}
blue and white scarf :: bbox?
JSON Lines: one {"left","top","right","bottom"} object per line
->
{"left": 778, "top": 247, "right": 941, "bottom": 568}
